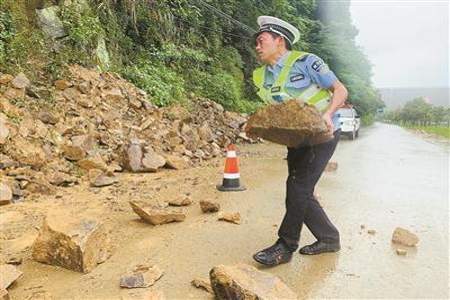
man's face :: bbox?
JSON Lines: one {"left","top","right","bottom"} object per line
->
{"left": 255, "top": 32, "right": 283, "bottom": 63}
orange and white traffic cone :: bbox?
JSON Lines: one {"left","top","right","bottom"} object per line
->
{"left": 216, "top": 144, "right": 246, "bottom": 192}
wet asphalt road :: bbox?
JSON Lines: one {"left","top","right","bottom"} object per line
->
{"left": 6, "top": 122, "right": 449, "bottom": 299}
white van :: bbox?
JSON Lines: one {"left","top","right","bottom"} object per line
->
{"left": 337, "top": 107, "right": 360, "bottom": 140}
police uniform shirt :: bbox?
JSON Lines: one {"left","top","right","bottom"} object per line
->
{"left": 264, "top": 51, "right": 341, "bottom": 131}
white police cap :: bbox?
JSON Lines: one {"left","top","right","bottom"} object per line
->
{"left": 257, "top": 16, "right": 300, "bottom": 46}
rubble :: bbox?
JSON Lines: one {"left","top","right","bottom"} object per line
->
{"left": 199, "top": 200, "right": 220, "bottom": 213}
{"left": 31, "top": 216, "right": 110, "bottom": 273}
{"left": 392, "top": 227, "right": 419, "bottom": 247}
{"left": 0, "top": 264, "right": 23, "bottom": 290}
{"left": 218, "top": 212, "right": 241, "bottom": 224}
{"left": 245, "top": 99, "right": 332, "bottom": 147}
{"left": 0, "top": 65, "right": 251, "bottom": 198}
{"left": 130, "top": 201, "right": 186, "bottom": 225}
{"left": 209, "top": 264, "right": 297, "bottom": 299}
{"left": 120, "top": 265, "right": 163, "bottom": 288}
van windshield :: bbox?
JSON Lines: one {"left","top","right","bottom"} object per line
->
{"left": 338, "top": 109, "right": 354, "bottom": 117}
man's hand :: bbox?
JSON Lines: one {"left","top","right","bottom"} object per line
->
{"left": 322, "top": 111, "right": 334, "bottom": 134}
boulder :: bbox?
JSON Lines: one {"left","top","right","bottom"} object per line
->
{"left": 200, "top": 200, "right": 220, "bottom": 213}
{"left": 209, "top": 264, "right": 297, "bottom": 300}
{"left": 218, "top": 212, "right": 241, "bottom": 225}
{"left": 392, "top": 227, "right": 419, "bottom": 247}
{"left": 124, "top": 139, "right": 144, "bottom": 172}
{"left": 0, "top": 182, "right": 12, "bottom": 205}
{"left": 11, "top": 73, "right": 30, "bottom": 89}
{"left": 35, "top": 6, "right": 66, "bottom": 39}
{"left": 120, "top": 264, "right": 163, "bottom": 288}
{"left": 130, "top": 201, "right": 186, "bottom": 225}
{"left": 245, "top": 100, "right": 332, "bottom": 147}
{"left": 32, "top": 216, "right": 110, "bottom": 273}
{"left": 0, "top": 264, "right": 23, "bottom": 289}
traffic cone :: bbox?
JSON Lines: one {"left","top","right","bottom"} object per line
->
{"left": 216, "top": 144, "right": 246, "bottom": 192}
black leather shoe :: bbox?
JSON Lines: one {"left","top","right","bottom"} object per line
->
{"left": 253, "top": 241, "right": 293, "bottom": 266}
{"left": 299, "top": 241, "right": 340, "bottom": 255}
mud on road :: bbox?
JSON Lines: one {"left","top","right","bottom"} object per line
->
{"left": 1, "top": 123, "right": 449, "bottom": 299}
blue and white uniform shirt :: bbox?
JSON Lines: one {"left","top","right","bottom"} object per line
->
{"left": 264, "top": 52, "right": 340, "bottom": 131}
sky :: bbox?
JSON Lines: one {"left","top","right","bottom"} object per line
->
{"left": 350, "top": 0, "right": 449, "bottom": 89}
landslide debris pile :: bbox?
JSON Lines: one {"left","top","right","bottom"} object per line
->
{"left": 0, "top": 65, "right": 250, "bottom": 202}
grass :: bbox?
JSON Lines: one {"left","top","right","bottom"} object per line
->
{"left": 407, "top": 125, "right": 450, "bottom": 139}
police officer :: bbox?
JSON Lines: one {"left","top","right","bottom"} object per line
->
{"left": 252, "top": 16, "right": 348, "bottom": 266}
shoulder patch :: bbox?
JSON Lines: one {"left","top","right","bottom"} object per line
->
{"left": 311, "top": 59, "right": 324, "bottom": 72}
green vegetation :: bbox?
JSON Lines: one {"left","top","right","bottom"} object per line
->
{"left": 383, "top": 97, "right": 450, "bottom": 138}
{"left": 0, "top": 0, "right": 382, "bottom": 115}
{"left": 405, "top": 126, "right": 450, "bottom": 139}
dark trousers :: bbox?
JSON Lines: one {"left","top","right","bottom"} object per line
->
{"left": 278, "top": 130, "right": 341, "bottom": 252}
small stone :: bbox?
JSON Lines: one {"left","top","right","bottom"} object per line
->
{"left": 191, "top": 278, "right": 213, "bottom": 293}
{"left": 163, "top": 154, "right": 188, "bottom": 170}
{"left": 141, "top": 151, "right": 166, "bottom": 172}
{"left": 130, "top": 201, "right": 186, "bottom": 225}
{"left": 0, "top": 264, "right": 23, "bottom": 289}
{"left": 54, "top": 79, "right": 72, "bottom": 90}
{"left": 78, "top": 154, "right": 107, "bottom": 171}
{"left": 91, "top": 174, "right": 118, "bottom": 187}
{"left": 38, "top": 112, "right": 59, "bottom": 125}
{"left": 0, "top": 182, "right": 13, "bottom": 205}
{"left": 218, "top": 212, "right": 241, "bottom": 225}
{"left": 392, "top": 227, "right": 419, "bottom": 247}
{"left": 48, "top": 172, "right": 78, "bottom": 187}
{"left": 360, "top": 224, "right": 366, "bottom": 230}
{"left": 104, "top": 88, "right": 123, "bottom": 102}
{"left": 11, "top": 73, "right": 30, "bottom": 89}
{"left": 6, "top": 256, "right": 22, "bottom": 266}
{"left": 120, "top": 265, "right": 163, "bottom": 288}
{"left": 209, "top": 264, "right": 296, "bottom": 299}
{"left": 199, "top": 200, "right": 220, "bottom": 213}
{"left": 396, "top": 249, "right": 407, "bottom": 256}
{"left": 367, "top": 229, "right": 376, "bottom": 235}
{"left": 62, "top": 145, "right": 86, "bottom": 161}
{"left": 168, "top": 195, "right": 192, "bottom": 207}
